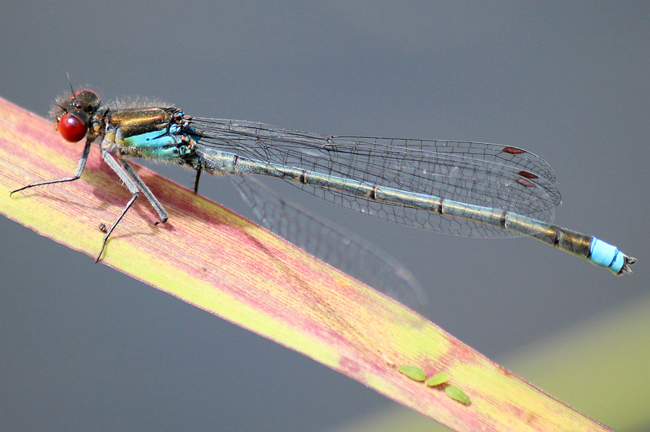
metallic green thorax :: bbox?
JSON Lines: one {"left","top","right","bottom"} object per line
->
{"left": 100, "top": 108, "right": 199, "bottom": 161}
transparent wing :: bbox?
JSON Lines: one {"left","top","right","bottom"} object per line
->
{"left": 228, "top": 175, "right": 427, "bottom": 311}
{"left": 192, "top": 118, "right": 561, "bottom": 238}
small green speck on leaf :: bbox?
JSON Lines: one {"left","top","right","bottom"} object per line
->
{"left": 398, "top": 365, "right": 426, "bottom": 381}
{"left": 425, "top": 372, "right": 450, "bottom": 387}
{"left": 446, "top": 385, "right": 470, "bottom": 405}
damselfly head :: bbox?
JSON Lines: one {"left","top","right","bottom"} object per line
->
{"left": 52, "top": 89, "right": 101, "bottom": 142}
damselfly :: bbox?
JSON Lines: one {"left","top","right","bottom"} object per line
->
{"left": 12, "top": 88, "right": 636, "bottom": 277}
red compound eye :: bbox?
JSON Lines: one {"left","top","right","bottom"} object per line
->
{"left": 58, "top": 111, "right": 89, "bottom": 142}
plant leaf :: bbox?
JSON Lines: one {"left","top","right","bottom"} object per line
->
{"left": 0, "top": 96, "right": 615, "bottom": 431}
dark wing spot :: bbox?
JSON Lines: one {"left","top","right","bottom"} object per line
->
{"left": 516, "top": 178, "right": 535, "bottom": 187}
{"left": 503, "top": 147, "right": 526, "bottom": 155}
{"left": 518, "top": 170, "right": 539, "bottom": 179}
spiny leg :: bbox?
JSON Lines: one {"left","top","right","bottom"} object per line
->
{"left": 11, "top": 139, "right": 92, "bottom": 195}
{"left": 97, "top": 152, "right": 171, "bottom": 261}
{"left": 193, "top": 168, "right": 202, "bottom": 194}
{"left": 97, "top": 150, "right": 143, "bottom": 261}
{"left": 96, "top": 192, "right": 139, "bottom": 262}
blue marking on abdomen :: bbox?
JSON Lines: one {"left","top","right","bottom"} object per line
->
{"left": 590, "top": 238, "right": 624, "bottom": 274}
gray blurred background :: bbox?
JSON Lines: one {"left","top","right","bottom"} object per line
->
{"left": 0, "top": 2, "right": 648, "bottom": 431}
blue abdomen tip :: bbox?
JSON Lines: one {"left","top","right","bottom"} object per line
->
{"left": 590, "top": 238, "right": 624, "bottom": 274}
